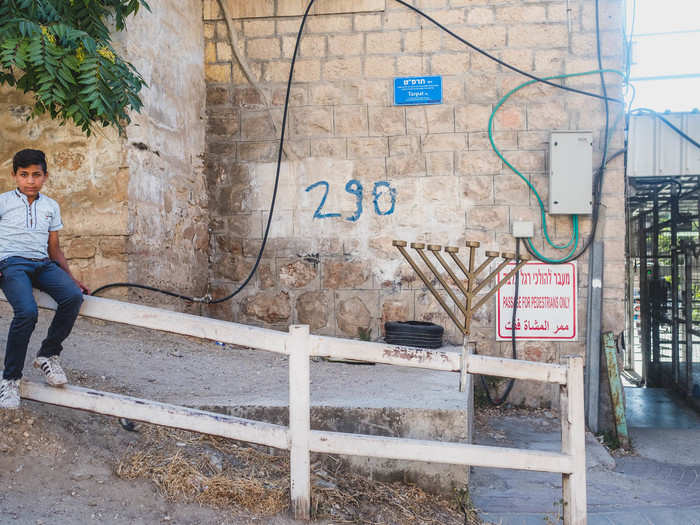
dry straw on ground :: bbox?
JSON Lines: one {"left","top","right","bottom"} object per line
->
{"left": 115, "top": 425, "right": 480, "bottom": 524}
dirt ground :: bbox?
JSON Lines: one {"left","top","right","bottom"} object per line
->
{"left": 0, "top": 302, "right": 476, "bottom": 525}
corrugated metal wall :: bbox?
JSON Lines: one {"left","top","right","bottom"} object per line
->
{"left": 628, "top": 112, "right": 700, "bottom": 177}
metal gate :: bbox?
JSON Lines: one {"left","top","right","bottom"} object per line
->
{"left": 628, "top": 176, "right": 700, "bottom": 402}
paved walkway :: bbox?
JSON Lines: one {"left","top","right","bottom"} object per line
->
{"left": 472, "top": 390, "right": 700, "bottom": 525}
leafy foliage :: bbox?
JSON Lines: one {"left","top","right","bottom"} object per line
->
{"left": 0, "top": 0, "right": 150, "bottom": 136}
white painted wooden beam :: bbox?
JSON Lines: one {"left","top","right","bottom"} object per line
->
{"left": 5, "top": 291, "right": 290, "bottom": 355}
{"left": 288, "top": 325, "right": 311, "bottom": 520}
{"left": 310, "top": 430, "right": 573, "bottom": 474}
{"left": 20, "top": 381, "right": 289, "bottom": 450}
{"left": 311, "top": 335, "right": 461, "bottom": 372}
{"left": 467, "top": 354, "right": 568, "bottom": 385}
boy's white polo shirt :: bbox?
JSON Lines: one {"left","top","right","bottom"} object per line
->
{"left": 0, "top": 189, "right": 63, "bottom": 262}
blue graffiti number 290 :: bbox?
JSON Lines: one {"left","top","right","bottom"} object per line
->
{"left": 305, "top": 179, "right": 397, "bottom": 221}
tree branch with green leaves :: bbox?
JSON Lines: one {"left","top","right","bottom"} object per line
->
{"left": 0, "top": 0, "right": 150, "bottom": 136}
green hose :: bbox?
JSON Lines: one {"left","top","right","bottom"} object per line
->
{"left": 488, "top": 69, "right": 624, "bottom": 263}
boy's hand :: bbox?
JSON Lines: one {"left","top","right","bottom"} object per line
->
{"left": 74, "top": 279, "right": 90, "bottom": 295}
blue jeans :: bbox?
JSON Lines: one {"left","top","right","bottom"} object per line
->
{"left": 1, "top": 257, "right": 84, "bottom": 380}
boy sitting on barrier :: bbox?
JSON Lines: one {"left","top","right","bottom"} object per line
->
{"left": 0, "top": 149, "right": 89, "bottom": 409}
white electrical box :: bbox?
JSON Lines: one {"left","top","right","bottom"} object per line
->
{"left": 549, "top": 131, "right": 593, "bottom": 215}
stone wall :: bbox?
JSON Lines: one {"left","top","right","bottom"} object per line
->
{"left": 0, "top": 88, "right": 129, "bottom": 288}
{"left": 203, "top": 0, "right": 627, "bottom": 408}
{"left": 120, "top": 0, "right": 209, "bottom": 307}
{"left": 0, "top": 0, "right": 208, "bottom": 309}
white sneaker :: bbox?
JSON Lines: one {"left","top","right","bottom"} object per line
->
{"left": 34, "top": 356, "right": 68, "bottom": 386}
{"left": 0, "top": 379, "right": 20, "bottom": 409}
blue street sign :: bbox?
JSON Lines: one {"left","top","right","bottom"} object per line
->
{"left": 394, "top": 76, "right": 442, "bottom": 106}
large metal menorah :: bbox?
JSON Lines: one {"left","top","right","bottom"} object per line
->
{"left": 393, "top": 240, "right": 529, "bottom": 391}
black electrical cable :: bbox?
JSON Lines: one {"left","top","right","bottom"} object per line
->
{"left": 523, "top": 0, "right": 613, "bottom": 265}
{"left": 480, "top": 239, "right": 520, "bottom": 406}
{"left": 93, "top": 0, "right": 624, "bottom": 301}
{"left": 93, "top": 0, "right": 316, "bottom": 303}
{"left": 630, "top": 108, "right": 700, "bottom": 150}
{"left": 393, "top": 0, "right": 623, "bottom": 104}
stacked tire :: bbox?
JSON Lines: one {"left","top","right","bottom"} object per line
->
{"left": 384, "top": 321, "right": 444, "bottom": 349}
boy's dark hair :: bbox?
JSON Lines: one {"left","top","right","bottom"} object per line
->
{"left": 13, "top": 149, "right": 47, "bottom": 174}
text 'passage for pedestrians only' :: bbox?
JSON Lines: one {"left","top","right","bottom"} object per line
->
{"left": 496, "top": 262, "right": 577, "bottom": 341}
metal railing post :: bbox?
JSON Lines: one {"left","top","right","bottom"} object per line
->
{"left": 288, "top": 325, "right": 311, "bottom": 520}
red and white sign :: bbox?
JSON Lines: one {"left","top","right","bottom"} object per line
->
{"left": 496, "top": 262, "right": 577, "bottom": 341}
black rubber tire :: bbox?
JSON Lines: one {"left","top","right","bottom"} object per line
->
{"left": 384, "top": 321, "right": 444, "bottom": 349}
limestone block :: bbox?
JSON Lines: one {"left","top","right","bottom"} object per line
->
{"left": 368, "top": 107, "right": 406, "bottom": 136}
{"left": 387, "top": 154, "right": 426, "bottom": 178}
{"left": 467, "top": 206, "right": 508, "bottom": 233}
{"left": 279, "top": 260, "right": 319, "bottom": 288}
{"left": 205, "top": 63, "right": 231, "bottom": 83}
{"left": 396, "top": 55, "right": 428, "bottom": 77}
{"left": 324, "top": 57, "right": 363, "bottom": 81}
{"left": 207, "top": 111, "right": 241, "bottom": 138}
{"left": 495, "top": 5, "right": 546, "bottom": 23}
{"left": 455, "top": 104, "right": 492, "bottom": 132}
{"left": 310, "top": 138, "right": 347, "bottom": 158}
{"left": 262, "top": 62, "right": 290, "bottom": 83}
{"left": 457, "top": 150, "right": 502, "bottom": 176}
{"left": 348, "top": 137, "right": 388, "bottom": 159}
{"left": 534, "top": 50, "right": 564, "bottom": 74}
{"left": 460, "top": 175, "right": 494, "bottom": 205}
{"left": 469, "top": 130, "right": 517, "bottom": 151}
{"left": 508, "top": 24, "right": 569, "bottom": 48}
{"left": 243, "top": 19, "right": 275, "bottom": 38}
{"left": 502, "top": 150, "right": 546, "bottom": 174}
{"left": 293, "top": 59, "right": 321, "bottom": 83}
{"left": 335, "top": 105, "right": 369, "bottom": 137}
{"left": 271, "top": 87, "right": 306, "bottom": 107}
{"left": 323, "top": 259, "right": 371, "bottom": 289}
{"left": 517, "top": 131, "right": 549, "bottom": 151}
{"left": 364, "top": 56, "right": 396, "bottom": 79}
{"left": 216, "top": 41, "right": 232, "bottom": 62}
{"left": 404, "top": 29, "right": 441, "bottom": 53}
{"left": 526, "top": 101, "right": 569, "bottom": 130}
{"left": 431, "top": 53, "right": 469, "bottom": 76}
{"left": 232, "top": 87, "right": 265, "bottom": 109}
{"left": 444, "top": 27, "right": 505, "bottom": 52}
{"left": 258, "top": 261, "right": 276, "bottom": 289}
{"left": 300, "top": 35, "right": 327, "bottom": 57}
{"left": 222, "top": 0, "right": 273, "bottom": 19}
{"left": 242, "top": 291, "right": 291, "bottom": 323}
{"left": 366, "top": 31, "right": 402, "bottom": 54}
{"left": 464, "top": 73, "right": 500, "bottom": 103}
{"left": 204, "top": 22, "right": 215, "bottom": 39}
{"left": 238, "top": 141, "right": 278, "bottom": 162}
{"left": 422, "top": 133, "right": 466, "bottom": 153}
{"left": 336, "top": 294, "right": 373, "bottom": 338}
{"left": 246, "top": 37, "right": 281, "bottom": 60}
{"left": 467, "top": 7, "right": 494, "bottom": 25}
{"left": 427, "top": 152, "right": 454, "bottom": 176}
{"left": 241, "top": 111, "right": 274, "bottom": 140}
{"left": 65, "top": 238, "right": 97, "bottom": 259}
{"left": 494, "top": 106, "right": 525, "bottom": 131}
{"left": 351, "top": 12, "right": 379, "bottom": 31}
{"left": 290, "top": 107, "right": 333, "bottom": 138}
{"left": 306, "top": 14, "right": 353, "bottom": 34}
{"left": 380, "top": 295, "right": 414, "bottom": 333}
{"left": 382, "top": 10, "right": 417, "bottom": 30}
{"left": 99, "top": 236, "right": 128, "bottom": 259}
{"left": 207, "top": 85, "right": 230, "bottom": 106}
{"left": 296, "top": 291, "right": 331, "bottom": 330}
{"left": 430, "top": 7, "right": 464, "bottom": 25}
{"left": 328, "top": 33, "right": 365, "bottom": 56}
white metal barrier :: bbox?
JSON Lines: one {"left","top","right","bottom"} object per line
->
{"left": 6, "top": 292, "right": 587, "bottom": 524}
